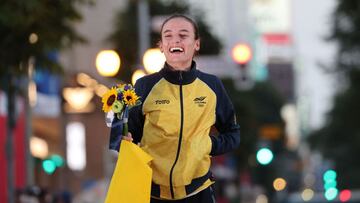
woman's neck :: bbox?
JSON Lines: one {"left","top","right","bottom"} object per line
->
{"left": 166, "top": 61, "right": 192, "bottom": 71}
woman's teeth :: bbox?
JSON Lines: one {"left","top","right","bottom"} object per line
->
{"left": 170, "top": 47, "right": 184, "bottom": 53}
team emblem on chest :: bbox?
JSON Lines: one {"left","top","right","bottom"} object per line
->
{"left": 193, "top": 96, "right": 207, "bottom": 107}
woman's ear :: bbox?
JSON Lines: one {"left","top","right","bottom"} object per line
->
{"left": 195, "top": 40, "right": 200, "bottom": 51}
{"left": 158, "top": 41, "right": 163, "bottom": 52}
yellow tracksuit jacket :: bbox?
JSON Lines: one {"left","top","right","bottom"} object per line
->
{"left": 110, "top": 61, "right": 240, "bottom": 200}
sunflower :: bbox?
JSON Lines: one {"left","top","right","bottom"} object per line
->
{"left": 123, "top": 89, "right": 139, "bottom": 106}
{"left": 101, "top": 87, "right": 118, "bottom": 113}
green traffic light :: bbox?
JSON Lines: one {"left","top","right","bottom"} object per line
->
{"left": 324, "top": 180, "right": 337, "bottom": 190}
{"left": 50, "top": 154, "right": 64, "bottom": 167}
{"left": 325, "top": 188, "right": 338, "bottom": 201}
{"left": 256, "top": 148, "right": 274, "bottom": 165}
{"left": 323, "top": 170, "right": 337, "bottom": 181}
{"left": 42, "top": 159, "right": 56, "bottom": 174}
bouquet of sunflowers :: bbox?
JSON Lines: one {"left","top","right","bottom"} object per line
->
{"left": 102, "top": 84, "right": 152, "bottom": 203}
{"left": 101, "top": 84, "right": 141, "bottom": 138}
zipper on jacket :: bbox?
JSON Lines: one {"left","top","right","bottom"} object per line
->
{"left": 169, "top": 71, "right": 184, "bottom": 199}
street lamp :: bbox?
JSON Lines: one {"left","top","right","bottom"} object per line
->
{"left": 96, "top": 50, "right": 121, "bottom": 77}
{"left": 30, "top": 136, "right": 49, "bottom": 159}
{"left": 143, "top": 48, "right": 165, "bottom": 74}
{"left": 76, "top": 72, "right": 109, "bottom": 97}
{"left": 132, "top": 69, "right": 147, "bottom": 85}
{"left": 62, "top": 87, "right": 94, "bottom": 113}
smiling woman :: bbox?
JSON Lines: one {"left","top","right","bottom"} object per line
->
{"left": 109, "top": 14, "right": 240, "bottom": 203}
{"left": 159, "top": 15, "right": 200, "bottom": 71}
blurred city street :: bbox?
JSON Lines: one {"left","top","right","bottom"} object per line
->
{"left": 1, "top": 0, "right": 360, "bottom": 202}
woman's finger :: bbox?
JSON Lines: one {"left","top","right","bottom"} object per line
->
{"left": 122, "top": 132, "right": 133, "bottom": 142}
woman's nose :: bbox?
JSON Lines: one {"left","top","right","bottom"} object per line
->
{"left": 173, "top": 36, "right": 180, "bottom": 43}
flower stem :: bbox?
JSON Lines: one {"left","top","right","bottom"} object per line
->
{"left": 122, "top": 105, "right": 129, "bottom": 136}
{"left": 123, "top": 123, "right": 128, "bottom": 137}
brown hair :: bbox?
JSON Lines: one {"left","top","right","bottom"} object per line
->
{"left": 160, "top": 14, "right": 200, "bottom": 40}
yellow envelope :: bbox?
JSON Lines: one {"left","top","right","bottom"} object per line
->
{"left": 105, "top": 141, "right": 153, "bottom": 203}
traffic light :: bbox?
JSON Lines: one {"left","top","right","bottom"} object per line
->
{"left": 256, "top": 147, "right": 274, "bottom": 165}
{"left": 50, "top": 154, "right": 64, "bottom": 167}
{"left": 42, "top": 159, "right": 56, "bottom": 174}
{"left": 41, "top": 154, "right": 64, "bottom": 175}
{"left": 323, "top": 169, "right": 338, "bottom": 201}
{"left": 339, "top": 189, "right": 352, "bottom": 202}
{"left": 232, "top": 43, "right": 252, "bottom": 66}
{"left": 232, "top": 43, "right": 253, "bottom": 89}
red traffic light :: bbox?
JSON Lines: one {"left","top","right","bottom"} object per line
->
{"left": 232, "top": 43, "right": 252, "bottom": 65}
{"left": 339, "top": 190, "right": 352, "bottom": 202}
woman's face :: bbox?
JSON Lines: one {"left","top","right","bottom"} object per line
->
{"left": 159, "top": 17, "right": 200, "bottom": 70}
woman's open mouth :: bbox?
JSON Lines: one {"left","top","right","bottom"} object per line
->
{"left": 169, "top": 47, "right": 184, "bottom": 54}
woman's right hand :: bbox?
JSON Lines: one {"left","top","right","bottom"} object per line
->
{"left": 122, "top": 132, "right": 133, "bottom": 142}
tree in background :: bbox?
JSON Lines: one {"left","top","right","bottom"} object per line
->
{"left": 308, "top": 0, "right": 360, "bottom": 189}
{"left": 0, "top": 0, "right": 92, "bottom": 77}
{"left": 108, "top": 0, "right": 222, "bottom": 82}
{"left": 0, "top": 2, "right": 91, "bottom": 202}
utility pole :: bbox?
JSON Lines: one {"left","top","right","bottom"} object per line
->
{"left": 6, "top": 70, "right": 16, "bottom": 203}
{"left": 25, "top": 58, "right": 35, "bottom": 186}
{"left": 137, "top": 0, "right": 150, "bottom": 64}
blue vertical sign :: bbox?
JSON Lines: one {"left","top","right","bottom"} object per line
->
{"left": 33, "top": 52, "right": 62, "bottom": 117}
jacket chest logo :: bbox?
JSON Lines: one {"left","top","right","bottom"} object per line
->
{"left": 155, "top": 99, "right": 170, "bottom": 105}
{"left": 193, "top": 96, "right": 207, "bottom": 107}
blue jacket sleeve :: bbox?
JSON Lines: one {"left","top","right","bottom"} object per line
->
{"left": 210, "top": 78, "right": 240, "bottom": 156}
{"left": 109, "top": 116, "right": 123, "bottom": 151}
{"left": 127, "top": 80, "right": 145, "bottom": 144}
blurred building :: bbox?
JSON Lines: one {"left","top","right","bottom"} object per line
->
{"left": 60, "top": 0, "right": 127, "bottom": 85}
{"left": 60, "top": 0, "right": 128, "bottom": 201}
{"left": 186, "top": 0, "right": 337, "bottom": 202}
{"left": 0, "top": 91, "right": 26, "bottom": 202}
{"left": 23, "top": 0, "right": 128, "bottom": 202}
{"left": 188, "top": 0, "right": 337, "bottom": 130}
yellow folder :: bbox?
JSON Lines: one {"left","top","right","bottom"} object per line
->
{"left": 105, "top": 141, "right": 153, "bottom": 203}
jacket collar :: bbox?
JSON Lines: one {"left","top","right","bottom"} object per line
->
{"left": 160, "top": 61, "right": 198, "bottom": 85}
